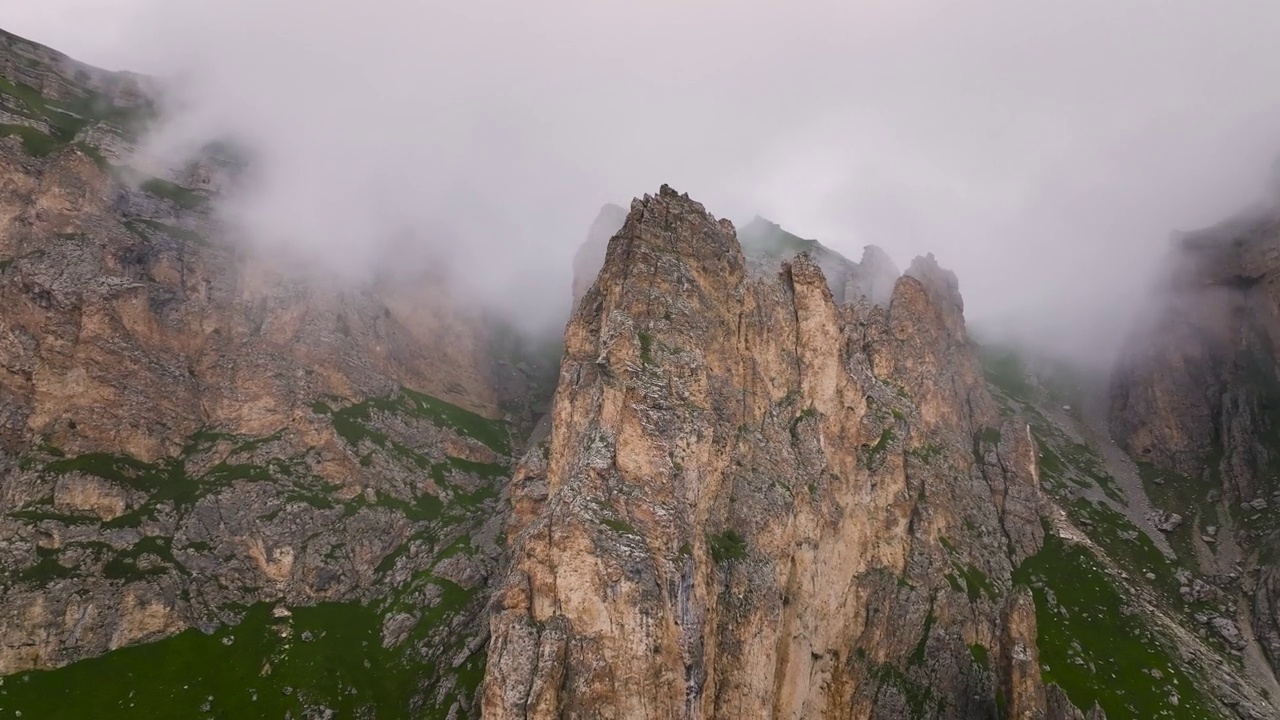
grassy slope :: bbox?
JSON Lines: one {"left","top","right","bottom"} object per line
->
{"left": 981, "top": 345, "right": 1223, "bottom": 718}
{"left": 0, "top": 598, "right": 481, "bottom": 719}
{"left": 1016, "top": 533, "right": 1215, "bottom": 719}
{"left": 0, "top": 603, "right": 413, "bottom": 718}
{"left": 0, "top": 72, "right": 196, "bottom": 201}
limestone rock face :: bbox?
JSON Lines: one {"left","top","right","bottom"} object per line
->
{"left": 1110, "top": 211, "right": 1280, "bottom": 502}
{"left": 1110, "top": 205, "right": 1280, "bottom": 686}
{"left": 0, "top": 28, "right": 151, "bottom": 109}
{"left": 51, "top": 474, "right": 131, "bottom": 520}
{"left": 0, "top": 49, "right": 527, "bottom": 710}
{"left": 848, "top": 245, "right": 901, "bottom": 307}
{"left": 483, "top": 185, "right": 1074, "bottom": 718}
{"left": 0, "top": 140, "right": 503, "bottom": 463}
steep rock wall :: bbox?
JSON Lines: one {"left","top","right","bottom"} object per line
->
{"left": 483, "top": 185, "right": 1076, "bottom": 719}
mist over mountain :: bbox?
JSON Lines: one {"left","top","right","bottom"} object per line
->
{"left": 7, "top": 3, "right": 1280, "bottom": 719}
{"left": 11, "top": 0, "right": 1280, "bottom": 359}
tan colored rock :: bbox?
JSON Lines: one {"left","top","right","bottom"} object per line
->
{"left": 0, "top": 138, "right": 504, "bottom": 467}
{"left": 51, "top": 473, "right": 128, "bottom": 520}
{"left": 484, "top": 185, "right": 1064, "bottom": 719}
{"left": 108, "top": 587, "right": 185, "bottom": 649}
{"left": 246, "top": 536, "right": 296, "bottom": 584}
{"left": 0, "top": 94, "right": 518, "bottom": 682}
{"left": 0, "top": 595, "right": 52, "bottom": 673}
{"left": 1001, "top": 587, "right": 1046, "bottom": 719}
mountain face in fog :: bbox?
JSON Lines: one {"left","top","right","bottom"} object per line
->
{"left": 0, "top": 28, "right": 543, "bottom": 714}
{"left": 6, "top": 24, "right": 1280, "bottom": 720}
{"left": 1111, "top": 204, "right": 1280, "bottom": 687}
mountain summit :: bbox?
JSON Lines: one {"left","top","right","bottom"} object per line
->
{"left": 484, "top": 184, "right": 1076, "bottom": 717}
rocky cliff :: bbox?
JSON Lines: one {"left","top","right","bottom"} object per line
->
{"left": 3, "top": 23, "right": 1276, "bottom": 720}
{"left": 1110, "top": 203, "right": 1280, "bottom": 693}
{"left": 0, "top": 30, "right": 550, "bottom": 718}
{"left": 482, "top": 185, "right": 1088, "bottom": 718}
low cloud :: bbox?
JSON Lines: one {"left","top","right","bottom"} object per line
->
{"left": 13, "top": 0, "right": 1280, "bottom": 356}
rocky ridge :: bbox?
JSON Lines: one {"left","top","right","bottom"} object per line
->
{"left": 483, "top": 185, "right": 1089, "bottom": 718}
{"left": 0, "top": 29, "right": 553, "bottom": 718}
{"left": 736, "top": 216, "right": 902, "bottom": 307}
{"left": 1, "top": 22, "right": 1275, "bottom": 720}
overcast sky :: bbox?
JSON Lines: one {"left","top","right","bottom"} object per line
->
{"left": 7, "top": 1, "right": 1280, "bottom": 360}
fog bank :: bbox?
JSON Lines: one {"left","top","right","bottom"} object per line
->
{"left": 9, "top": 0, "right": 1280, "bottom": 360}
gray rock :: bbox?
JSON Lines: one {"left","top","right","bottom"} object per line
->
{"left": 1211, "top": 617, "right": 1247, "bottom": 649}
{"left": 1155, "top": 512, "right": 1184, "bottom": 532}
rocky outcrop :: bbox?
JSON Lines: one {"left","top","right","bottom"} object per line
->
{"left": 483, "top": 185, "right": 1074, "bottom": 718}
{"left": 11, "top": 21, "right": 1263, "bottom": 718}
{"left": 849, "top": 245, "right": 900, "bottom": 307}
{"left": 0, "top": 28, "right": 151, "bottom": 109}
{"left": 1255, "top": 567, "right": 1280, "bottom": 672}
{"left": 0, "top": 62, "right": 527, "bottom": 716}
{"left": 1110, "top": 203, "right": 1280, "bottom": 686}
{"left": 737, "top": 215, "right": 901, "bottom": 307}
{"left": 1110, "top": 210, "right": 1280, "bottom": 502}
{"left": 0, "top": 138, "right": 503, "bottom": 461}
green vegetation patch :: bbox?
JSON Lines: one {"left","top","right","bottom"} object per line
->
{"left": 399, "top": 388, "right": 511, "bottom": 455}
{"left": 600, "top": 517, "right": 637, "bottom": 535}
{"left": 13, "top": 430, "right": 309, "bottom": 539}
{"left": 907, "top": 608, "right": 936, "bottom": 667}
{"left": 977, "top": 344, "right": 1126, "bottom": 502}
{"left": 0, "top": 76, "right": 88, "bottom": 137}
{"left": 8, "top": 503, "right": 99, "bottom": 525}
{"left": 0, "top": 124, "right": 110, "bottom": 167}
{"left": 18, "top": 546, "right": 78, "bottom": 583}
{"left": 313, "top": 389, "right": 510, "bottom": 527}
{"left": 1014, "top": 533, "right": 1216, "bottom": 719}
{"left": 978, "top": 345, "right": 1036, "bottom": 403}
{"left": 0, "top": 123, "right": 63, "bottom": 156}
{"left": 47, "top": 453, "right": 208, "bottom": 511}
{"left": 0, "top": 600, "right": 481, "bottom": 719}
{"left": 969, "top": 643, "right": 991, "bottom": 671}
{"left": 140, "top": 178, "right": 211, "bottom": 212}
{"left": 1056, "top": 440, "right": 1125, "bottom": 504}
{"left": 789, "top": 405, "right": 817, "bottom": 444}
{"left": 1064, "top": 498, "right": 1188, "bottom": 608}
{"left": 868, "top": 661, "right": 938, "bottom": 719}
{"left": 707, "top": 530, "right": 749, "bottom": 563}
{"left": 865, "top": 427, "right": 896, "bottom": 463}
{"left": 638, "top": 331, "right": 654, "bottom": 365}
{"left": 940, "top": 537, "right": 996, "bottom": 602}
{"left": 0, "top": 73, "right": 153, "bottom": 160}
{"left": 102, "top": 535, "right": 181, "bottom": 581}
